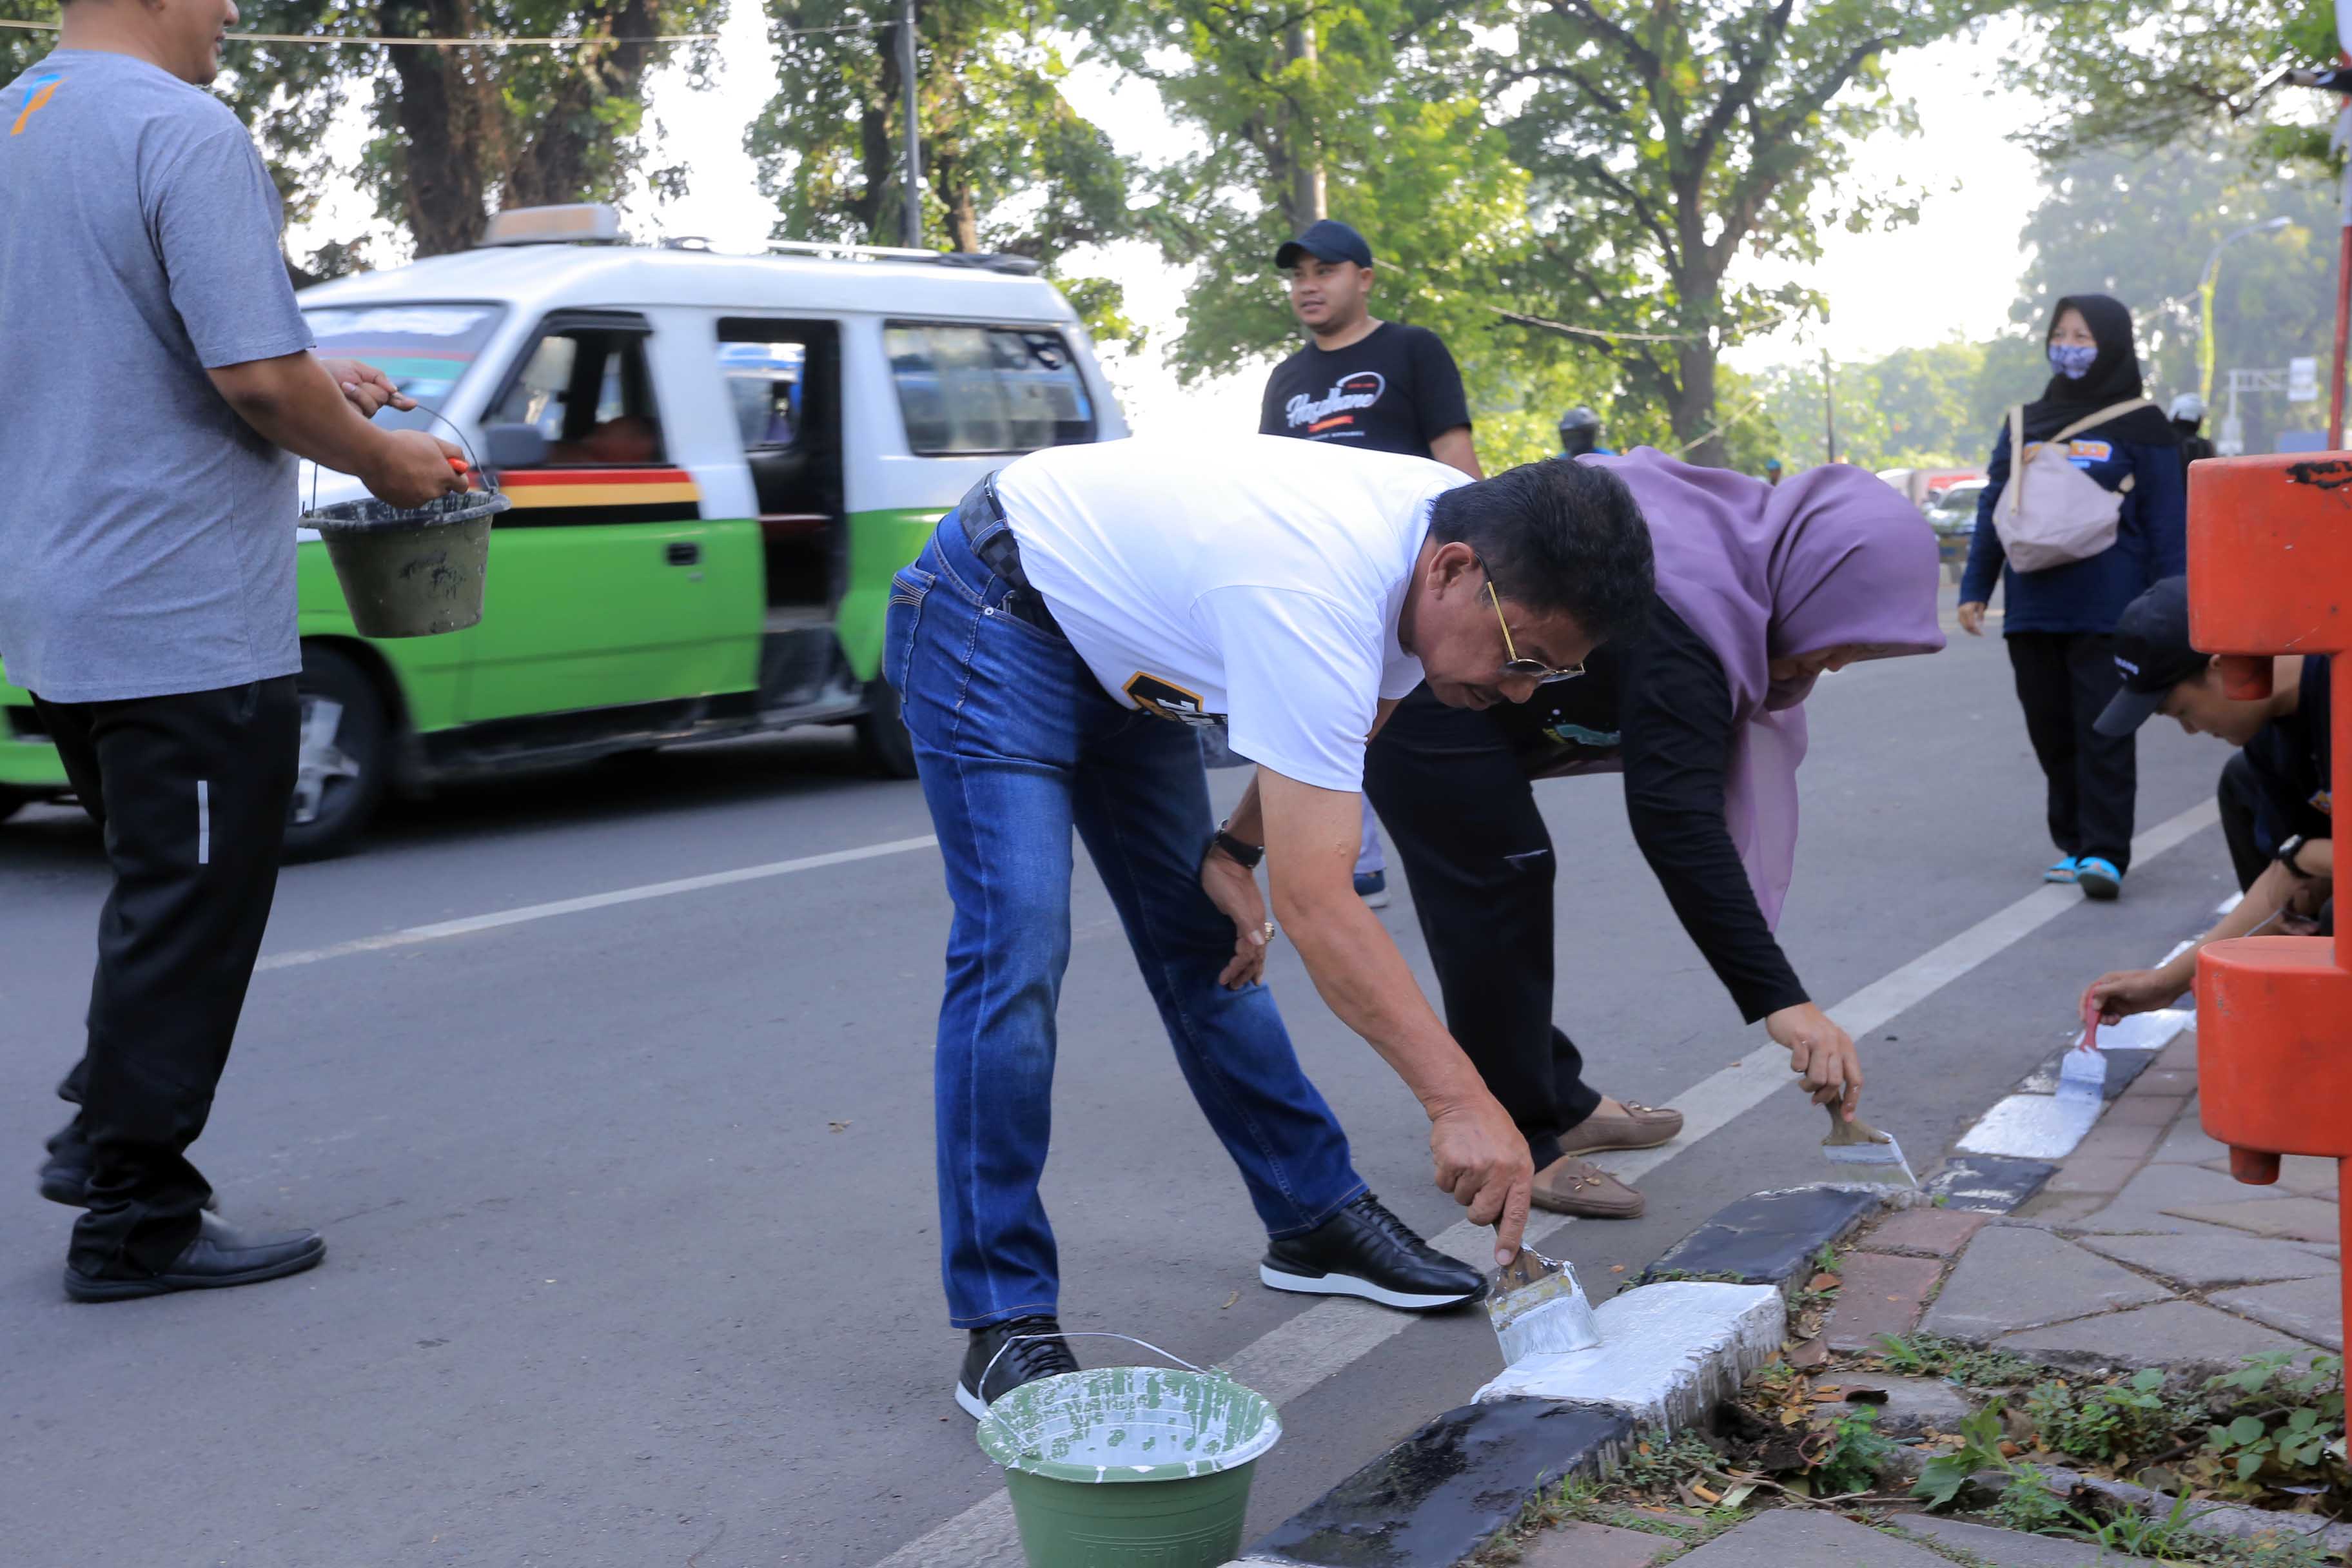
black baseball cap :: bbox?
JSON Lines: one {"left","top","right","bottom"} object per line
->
{"left": 2095, "top": 576, "right": 2213, "bottom": 736}
{"left": 1275, "top": 219, "right": 1374, "bottom": 271}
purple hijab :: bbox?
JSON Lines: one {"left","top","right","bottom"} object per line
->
{"left": 1583, "top": 449, "right": 1946, "bottom": 928}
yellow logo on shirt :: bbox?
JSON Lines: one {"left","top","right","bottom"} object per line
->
{"left": 1124, "top": 672, "right": 1226, "bottom": 729}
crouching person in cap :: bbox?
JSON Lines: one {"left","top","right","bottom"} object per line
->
{"left": 2082, "top": 576, "right": 2332, "bottom": 1026}
{"left": 885, "top": 438, "right": 1653, "bottom": 1416}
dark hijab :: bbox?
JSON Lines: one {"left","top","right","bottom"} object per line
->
{"left": 2021, "top": 293, "right": 2179, "bottom": 446}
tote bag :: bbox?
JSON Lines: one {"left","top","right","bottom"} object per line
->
{"left": 1994, "top": 398, "right": 2151, "bottom": 572}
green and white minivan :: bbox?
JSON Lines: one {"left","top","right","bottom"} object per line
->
{"left": 0, "top": 206, "right": 1127, "bottom": 858}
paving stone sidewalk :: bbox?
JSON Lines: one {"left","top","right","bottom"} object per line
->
{"left": 1521, "top": 1507, "right": 2142, "bottom": 1565}
{"left": 1846, "top": 1026, "right": 2342, "bottom": 1371}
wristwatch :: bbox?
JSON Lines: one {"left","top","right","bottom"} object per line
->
{"left": 1210, "top": 821, "right": 1264, "bottom": 870}
{"left": 2277, "top": 834, "right": 2313, "bottom": 878}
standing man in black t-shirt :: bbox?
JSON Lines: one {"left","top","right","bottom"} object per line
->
{"left": 1260, "top": 218, "right": 1482, "bottom": 905}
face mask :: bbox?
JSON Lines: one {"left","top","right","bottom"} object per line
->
{"left": 2049, "top": 343, "right": 2097, "bottom": 380}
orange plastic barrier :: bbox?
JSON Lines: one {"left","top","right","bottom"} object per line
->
{"left": 2184, "top": 453, "right": 2351, "bottom": 1372}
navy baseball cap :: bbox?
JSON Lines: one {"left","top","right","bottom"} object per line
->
{"left": 1275, "top": 219, "right": 1374, "bottom": 271}
{"left": 2095, "top": 576, "right": 2213, "bottom": 736}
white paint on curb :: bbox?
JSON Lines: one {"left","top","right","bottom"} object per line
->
{"left": 1956, "top": 1088, "right": 2105, "bottom": 1161}
{"left": 1471, "top": 1282, "right": 1786, "bottom": 1434}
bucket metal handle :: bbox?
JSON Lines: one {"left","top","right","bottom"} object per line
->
{"left": 976, "top": 1331, "right": 1212, "bottom": 1408}
{"left": 308, "top": 400, "right": 496, "bottom": 515}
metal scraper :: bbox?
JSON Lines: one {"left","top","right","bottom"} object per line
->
{"left": 1487, "top": 1240, "right": 1603, "bottom": 1365}
{"left": 1819, "top": 1102, "right": 1918, "bottom": 1188}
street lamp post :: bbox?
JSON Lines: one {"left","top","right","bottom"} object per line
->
{"left": 2200, "top": 217, "right": 2295, "bottom": 407}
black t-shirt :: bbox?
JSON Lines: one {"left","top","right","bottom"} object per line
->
{"left": 1487, "top": 598, "right": 1809, "bottom": 1023}
{"left": 2244, "top": 654, "right": 2333, "bottom": 843}
{"left": 1259, "top": 322, "right": 1472, "bottom": 456}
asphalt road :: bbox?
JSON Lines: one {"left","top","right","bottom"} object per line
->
{"left": 0, "top": 612, "right": 2242, "bottom": 1567}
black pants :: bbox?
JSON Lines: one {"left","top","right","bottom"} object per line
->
{"left": 32, "top": 678, "right": 299, "bottom": 1275}
{"left": 1364, "top": 688, "right": 1602, "bottom": 1170}
{"left": 2217, "top": 751, "right": 2273, "bottom": 892}
{"left": 2006, "top": 632, "right": 2137, "bottom": 872}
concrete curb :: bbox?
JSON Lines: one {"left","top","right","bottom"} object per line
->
{"left": 1230, "top": 1164, "right": 2064, "bottom": 1568}
{"left": 1230, "top": 1184, "right": 1922, "bottom": 1568}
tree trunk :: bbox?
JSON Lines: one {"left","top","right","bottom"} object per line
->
{"left": 503, "top": 0, "right": 662, "bottom": 212}
{"left": 381, "top": 0, "right": 491, "bottom": 255}
{"left": 936, "top": 155, "right": 982, "bottom": 252}
{"left": 1671, "top": 337, "right": 1725, "bottom": 467}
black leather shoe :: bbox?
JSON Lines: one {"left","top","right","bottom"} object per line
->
{"left": 957, "top": 1315, "right": 1078, "bottom": 1418}
{"left": 64, "top": 1213, "right": 325, "bottom": 1302}
{"left": 1260, "top": 1191, "right": 1485, "bottom": 1311}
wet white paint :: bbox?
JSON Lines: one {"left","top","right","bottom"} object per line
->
{"left": 1475, "top": 1281, "right": 1785, "bottom": 1433}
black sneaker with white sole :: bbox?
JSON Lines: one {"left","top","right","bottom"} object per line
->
{"left": 956, "top": 1315, "right": 1079, "bottom": 1418}
{"left": 1260, "top": 1191, "right": 1485, "bottom": 1310}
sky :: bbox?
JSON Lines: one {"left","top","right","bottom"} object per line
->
{"left": 290, "top": 9, "right": 2050, "bottom": 442}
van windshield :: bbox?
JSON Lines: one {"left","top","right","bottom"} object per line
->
{"left": 302, "top": 304, "right": 505, "bottom": 433}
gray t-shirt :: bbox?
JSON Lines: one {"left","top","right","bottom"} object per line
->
{"left": 0, "top": 50, "right": 314, "bottom": 703}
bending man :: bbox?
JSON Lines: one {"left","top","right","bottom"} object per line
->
{"left": 884, "top": 440, "right": 1653, "bottom": 1416}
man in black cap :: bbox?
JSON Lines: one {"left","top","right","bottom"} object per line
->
{"left": 1260, "top": 220, "right": 1479, "bottom": 480}
{"left": 1260, "top": 218, "right": 1480, "bottom": 906}
{"left": 2081, "top": 575, "right": 2332, "bottom": 1024}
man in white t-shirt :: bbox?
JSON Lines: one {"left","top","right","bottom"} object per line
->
{"left": 883, "top": 437, "right": 1654, "bottom": 1418}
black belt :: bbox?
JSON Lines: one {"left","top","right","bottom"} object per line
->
{"left": 957, "top": 476, "right": 1064, "bottom": 640}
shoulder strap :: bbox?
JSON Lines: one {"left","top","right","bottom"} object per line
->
{"left": 2003, "top": 406, "right": 2026, "bottom": 517}
{"left": 2050, "top": 398, "right": 2155, "bottom": 445}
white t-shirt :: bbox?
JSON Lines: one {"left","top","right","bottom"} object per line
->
{"left": 995, "top": 436, "right": 1467, "bottom": 791}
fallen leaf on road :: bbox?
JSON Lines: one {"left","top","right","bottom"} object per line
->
{"left": 1787, "top": 1337, "right": 1828, "bottom": 1368}
{"left": 828, "top": 1121, "right": 850, "bottom": 1133}
{"left": 1220, "top": 1289, "right": 1239, "bottom": 1309}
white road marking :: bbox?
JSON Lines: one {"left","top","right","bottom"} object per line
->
{"left": 867, "top": 796, "right": 2221, "bottom": 1568}
{"left": 253, "top": 836, "right": 939, "bottom": 972}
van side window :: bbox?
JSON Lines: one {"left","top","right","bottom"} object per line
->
{"left": 883, "top": 324, "right": 1095, "bottom": 456}
{"left": 492, "top": 326, "right": 665, "bottom": 467}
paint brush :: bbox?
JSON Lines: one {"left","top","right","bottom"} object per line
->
{"left": 1487, "top": 1242, "right": 1603, "bottom": 1364}
{"left": 1819, "top": 1102, "right": 1919, "bottom": 1188}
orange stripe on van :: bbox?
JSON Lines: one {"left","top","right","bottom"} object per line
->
{"left": 500, "top": 468, "right": 701, "bottom": 509}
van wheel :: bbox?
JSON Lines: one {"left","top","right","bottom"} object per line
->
{"left": 855, "top": 679, "right": 919, "bottom": 779}
{"left": 284, "top": 647, "right": 389, "bottom": 863}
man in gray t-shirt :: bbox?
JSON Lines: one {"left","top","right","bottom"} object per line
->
{"left": 1, "top": 0, "right": 464, "bottom": 1301}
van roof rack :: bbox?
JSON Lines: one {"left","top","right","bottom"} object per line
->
{"left": 659, "top": 234, "right": 1042, "bottom": 276}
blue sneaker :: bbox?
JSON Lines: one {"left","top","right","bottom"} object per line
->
{"left": 2075, "top": 856, "right": 2123, "bottom": 901}
{"left": 1354, "top": 870, "right": 1391, "bottom": 908}
{"left": 2043, "top": 858, "right": 2079, "bottom": 884}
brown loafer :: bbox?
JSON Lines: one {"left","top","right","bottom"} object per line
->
{"left": 1556, "top": 1099, "right": 1684, "bottom": 1155}
{"left": 1530, "top": 1155, "right": 1645, "bottom": 1219}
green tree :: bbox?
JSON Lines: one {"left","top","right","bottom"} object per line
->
{"left": 747, "top": 1, "right": 1142, "bottom": 346}
{"left": 2004, "top": 0, "right": 2341, "bottom": 170}
{"left": 1079, "top": 0, "right": 1553, "bottom": 398}
{"left": 1488, "top": 0, "right": 2013, "bottom": 466}
{"left": 3, "top": 0, "right": 717, "bottom": 266}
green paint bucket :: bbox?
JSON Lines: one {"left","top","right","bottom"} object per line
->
{"left": 974, "top": 1334, "right": 1281, "bottom": 1568}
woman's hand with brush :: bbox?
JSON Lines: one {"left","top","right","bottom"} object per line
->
{"left": 1768, "top": 1002, "right": 1863, "bottom": 1121}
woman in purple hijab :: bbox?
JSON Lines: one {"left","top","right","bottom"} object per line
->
{"left": 1365, "top": 449, "right": 1945, "bottom": 1220}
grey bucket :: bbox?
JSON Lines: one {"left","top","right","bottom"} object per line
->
{"left": 304, "top": 487, "right": 508, "bottom": 638}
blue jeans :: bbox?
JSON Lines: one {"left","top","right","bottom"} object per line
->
{"left": 885, "top": 509, "right": 1366, "bottom": 1329}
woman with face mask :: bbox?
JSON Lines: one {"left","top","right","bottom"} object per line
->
{"left": 1364, "top": 452, "right": 1945, "bottom": 1219}
{"left": 1957, "top": 295, "right": 2187, "bottom": 901}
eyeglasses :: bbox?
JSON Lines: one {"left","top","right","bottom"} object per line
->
{"left": 1478, "top": 558, "right": 1585, "bottom": 684}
